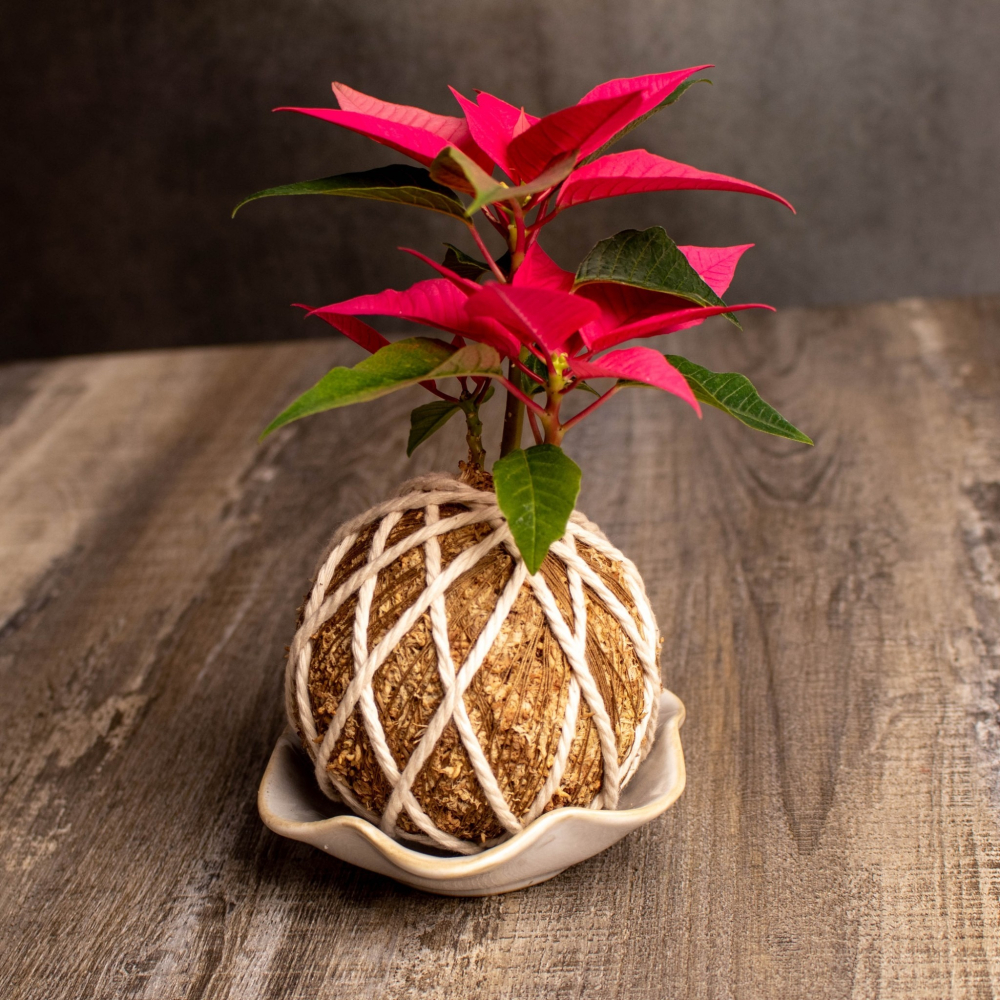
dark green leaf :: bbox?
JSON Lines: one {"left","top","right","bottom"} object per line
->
{"left": 232, "top": 165, "right": 466, "bottom": 219}
{"left": 493, "top": 444, "right": 582, "bottom": 574}
{"left": 407, "top": 400, "right": 461, "bottom": 456}
{"left": 522, "top": 353, "right": 549, "bottom": 395}
{"left": 574, "top": 226, "right": 740, "bottom": 328}
{"left": 582, "top": 78, "right": 711, "bottom": 164}
{"left": 443, "top": 244, "right": 491, "bottom": 279}
{"left": 261, "top": 338, "right": 503, "bottom": 438}
{"left": 442, "top": 244, "right": 511, "bottom": 281}
{"left": 665, "top": 354, "right": 813, "bottom": 443}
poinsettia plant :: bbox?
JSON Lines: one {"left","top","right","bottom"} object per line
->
{"left": 235, "top": 66, "right": 810, "bottom": 572}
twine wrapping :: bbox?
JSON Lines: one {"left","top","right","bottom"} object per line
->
{"left": 287, "top": 473, "right": 661, "bottom": 855}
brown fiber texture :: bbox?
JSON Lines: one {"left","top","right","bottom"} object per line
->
{"left": 301, "top": 503, "right": 654, "bottom": 844}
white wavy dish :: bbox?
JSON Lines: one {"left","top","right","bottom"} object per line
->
{"left": 258, "top": 690, "right": 686, "bottom": 896}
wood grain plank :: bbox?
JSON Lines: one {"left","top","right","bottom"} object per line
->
{"left": 1, "top": 299, "right": 999, "bottom": 999}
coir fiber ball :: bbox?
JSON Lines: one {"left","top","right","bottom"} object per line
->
{"left": 286, "top": 473, "right": 662, "bottom": 855}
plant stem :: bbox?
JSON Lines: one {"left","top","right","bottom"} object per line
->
{"left": 561, "top": 384, "right": 622, "bottom": 432}
{"left": 498, "top": 374, "right": 546, "bottom": 415}
{"left": 421, "top": 381, "right": 459, "bottom": 402}
{"left": 510, "top": 200, "right": 527, "bottom": 270}
{"left": 463, "top": 403, "right": 487, "bottom": 469}
{"left": 539, "top": 388, "right": 565, "bottom": 445}
{"left": 511, "top": 355, "right": 546, "bottom": 386}
{"left": 499, "top": 359, "right": 524, "bottom": 457}
{"left": 498, "top": 208, "right": 527, "bottom": 455}
{"left": 466, "top": 221, "right": 506, "bottom": 282}
{"left": 526, "top": 406, "right": 543, "bottom": 444}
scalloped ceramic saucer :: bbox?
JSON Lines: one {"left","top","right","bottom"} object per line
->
{"left": 258, "top": 690, "right": 686, "bottom": 896}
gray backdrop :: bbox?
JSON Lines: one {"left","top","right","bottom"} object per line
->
{"left": 3, "top": 0, "right": 998, "bottom": 360}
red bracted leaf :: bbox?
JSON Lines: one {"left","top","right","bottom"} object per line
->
{"left": 275, "top": 108, "right": 452, "bottom": 166}
{"left": 577, "top": 66, "right": 711, "bottom": 112}
{"left": 460, "top": 317, "right": 525, "bottom": 357}
{"left": 507, "top": 93, "right": 643, "bottom": 182}
{"left": 295, "top": 304, "right": 389, "bottom": 354}
{"left": 397, "top": 247, "right": 483, "bottom": 292}
{"left": 449, "top": 88, "right": 538, "bottom": 180}
{"left": 512, "top": 242, "right": 575, "bottom": 292}
{"left": 475, "top": 92, "right": 540, "bottom": 130}
{"left": 568, "top": 347, "right": 700, "bottom": 413}
{"left": 330, "top": 83, "right": 464, "bottom": 142}
{"left": 576, "top": 283, "right": 688, "bottom": 345}
{"left": 465, "top": 284, "right": 601, "bottom": 354}
{"left": 556, "top": 149, "right": 795, "bottom": 211}
{"left": 330, "top": 82, "right": 494, "bottom": 171}
{"left": 312, "top": 279, "right": 521, "bottom": 357}
{"left": 586, "top": 303, "right": 775, "bottom": 353}
{"left": 677, "top": 244, "right": 754, "bottom": 296}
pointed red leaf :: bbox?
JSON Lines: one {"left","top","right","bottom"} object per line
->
{"left": 331, "top": 82, "right": 494, "bottom": 171}
{"left": 465, "top": 284, "right": 600, "bottom": 354}
{"left": 586, "top": 302, "right": 775, "bottom": 353}
{"left": 450, "top": 88, "right": 539, "bottom": 180}
{"left": 556, "top": 149, "right": 794, "bottom": 211}
{"left": 677, "top": 244, "right": 754, "bottom": 296}
{"left": 331, "top": 83, "right": 463, "bottom": 142}
{"left": 476, "top": 91, "right": 540, "bottom": 130}
{"left": 275, "top": 108, "right": 448, "bottom": 166}
{"left": 577, "top": 66, "right": 711, "bottom": 114}
{"left": 506, "top": 93, "right": 642, "bottom": 182}
{"left": 511, "top": 107, "right": 534, "bottom": 138}
{"left": 312, "top": 279, "right": 521, "bottom": 356}
{"left": 512, "top": 242, "right": 575, "bottom": 292}
{"left": 568, "top": 347, "right": 700, "bottom": 413}
{"left": 576, "top": 283, "right": 687, "bottom": 345}
{"left": 294, "top": 304, "right": 389, "bottom": 354}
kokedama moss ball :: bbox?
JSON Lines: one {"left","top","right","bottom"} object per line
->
{"left": 286, "top": 474, "right": 662, "bottom": 854}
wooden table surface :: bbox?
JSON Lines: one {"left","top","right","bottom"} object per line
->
{"left": 2, "top": 296, "right": 1000, "bottom": 999}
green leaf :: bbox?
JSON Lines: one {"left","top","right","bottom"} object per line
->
{"left": 430, "top": 146, "right": 577, "bottom": 217}
{"left": 443, "top": 244, "right": 491, "bottom": 279}
{"left": 442, "top": 244, "right": 511, "bottom": 280}
{"left": 493, "top": 444, "right": 582, "bottom": 574}
{"left": 232, "top": 165, "right": 466, "bottom": 220}
{"left": 262, "top": 338, "right": 503, "bottom": 438}
{"left": 665, "top": 354, "right": 813, "bottom": 443}
{"left": 521, "top": 353, "right": 549, "bottom": 394}
{"left": 429, "top": 146, "right": 502, "bottom": 210}
{"left": 467, "top": 151, "right": 578, "bottom": 214}
{"left": 407, "top": 400, "right": 461, "bottom": 456}
{"left": 574, "top": 225, "right": 740, "bottom": 328}
{"left": 582, "top": 78, "right": 711, "bottom": 164}
{"left": 406, "top": 385, "right": 496, "bottom": 457}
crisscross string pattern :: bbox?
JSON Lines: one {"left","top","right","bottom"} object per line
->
{"left": 287, "top": 473, "right": 661, "bottom": 855}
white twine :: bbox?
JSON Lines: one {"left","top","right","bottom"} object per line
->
{"left": 287, "top": 473, "right": 661, "bottom": 855}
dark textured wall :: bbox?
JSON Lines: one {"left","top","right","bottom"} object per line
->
{"left": 3, "top": 0, "right": 999, "bottom": 360}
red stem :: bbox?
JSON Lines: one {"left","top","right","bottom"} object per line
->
{"left": 467, "top": 221, "right": 506, "bottom": 282}
{"left": 560, "top": 384, "right": 622, "bottom": 432}
{"left": 421, "top": 381, "right": 460, "bottom": 403}
{"left": 497, "top": 376, "right": 547, "bottom": 416}
{"left": 481, "top": 204, "right": 510, "bottom": 238}
{"left": 526, "top": 407, "right": 543, "bottom": 444}
{"left": 527, "top": 190, "right": 559, "bottom": 232}
{"left": 512, "top": 356, "right": 546, "bottom": 386}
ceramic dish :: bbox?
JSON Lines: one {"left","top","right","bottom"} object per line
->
{"left": 258, "top": 689, "right": 686, "bottom": 896}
